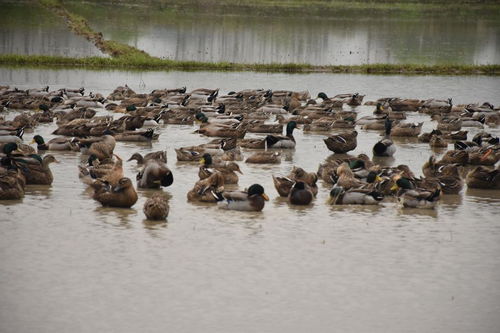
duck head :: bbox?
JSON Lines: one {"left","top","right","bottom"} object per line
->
{"left": 247, "top": 184, "right": 269, "bottom": 201}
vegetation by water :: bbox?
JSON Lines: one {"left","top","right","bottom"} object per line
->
{"left": 1, "top": 54, "right": 499, "bottom": 75}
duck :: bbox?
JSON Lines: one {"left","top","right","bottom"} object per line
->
{"left": 127, "top": 151, "right": 167, "bottom": 165}
{"left": 273, "top": 166, "right": 318, "bottom": 197}
{"left": 436, "top": 164, "right": 463, "bottom": 194}
{"left": 335, "top": 162, "right": 365, "bottom": 190}
{"left": 198, "top": 153, "right": 242, "bottom": 184}
{"left": 465, "top": 166, "right": 500, "bottom": 189}
{"left": 263, "top": 121, "right": 298, "bottom": 149}
{"left": 0, "top": 167, "right": 25, "bottom": 200}
{"left": 429, "top": 135, "right": 448, "bottom": 148}
{"left": 272, "top": 175, "right": 295, "bottom": 197}
{"left": 114, "top": 128, "right": 159, "bottom": 142}
{"left": 388, "top": 98, "right": 424, "bottom": 111}
{"left": 438, "top": 150, "right": 469, "bottom": 165}
{"left": 323, "top": 130, "right": 357, "bottom": 154}
{"left": 197, "top": 122, "right": 247, "bottom": 138}
{"left": 288, "top": 181, "right": 314, "bottom": 205}
{"left": 245, "top": 151, "right": 281, "bottom": 164}
{"left": 391, "top": 122, "right": 423, "bottom": 137}
{"left": 143, "top": 193, "right": 169, "bottom": 220}
{"left": 468, "top": 147, "right": 499, "bottom": 166}
{"left": 92, "top": 177, "right": 138, "bottom": 208}
{"left": 187, "top": 172, "right": 225, "bottom": 203}
{"left": 391, "top": 177, "right": 441, "bottom": 209}
{"left": 328, "top": 186, "right": 384, "bottom": 205}
{"left": 0, "top": 127, "right": 24, "bottom": 144}
{"left": 79, "top": 132, "right": 116, "bottom": 161}
{"left": 437, "top": 117, "right": 462, "bottom": 131}
{"left": 418, "top": 129, "right": 442, "bottom": 143}
{"left": 11, "top": 154, "right": 59, "bottom": 185}
{"left": 373, "top": 118, "right": 396, "bottom": 157}
{"left": 217, "top": 184, "right": 269, "bottom": 211}
{"left": 31, "top": 135, "right": 80, "bottom": 151}
{"left": 245, "top": 120, "right": 283, "bottom": 134}
{"left": 136, "top": 154, "right": 173, "bottom": 189}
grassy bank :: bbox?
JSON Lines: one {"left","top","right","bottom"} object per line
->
{"left": 65, "top": 0, "right": 500, "bottom": 18}
{"left": 1, "top": 54, "right": 499, "bottom": 75}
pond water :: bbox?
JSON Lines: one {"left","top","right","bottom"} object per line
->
{"left": 0, "top": 2, "right": 103, "bottom": 58}
{"left": 1, "top": 68, "right": 499, "bottom": 332}
{"left": 1, "top": 1, "right": 499, "bottom": 65}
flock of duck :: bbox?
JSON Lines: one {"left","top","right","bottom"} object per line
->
{"left": 0, "top": 84, "right": 499, "bottom": 219}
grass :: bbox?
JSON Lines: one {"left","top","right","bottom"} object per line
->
{"left": 1, "top": 54, "right": 499, "bottom": 75}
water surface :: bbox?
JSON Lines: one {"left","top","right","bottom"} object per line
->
{"left": 0, "top": 69, "right": 499, "bottom": 333}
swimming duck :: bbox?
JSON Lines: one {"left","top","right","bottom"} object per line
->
{"left": 373, "top": 118, "right": 396, "bottom": 157}
{"left": 437, "top": 117, "right": 462, "bottom": 132}
{"left": 198, "top": 122, "right": 247, "bottom": 138}
{"left": 465, "top": 166, "right": 500, "bottom": 189}
{"left": 438, "top": 150, "right": 469, "bottom": 165}
{"left": 143, "top": 193, "right": 169, "bottom": 220}
{"left": 79, "top": 132, "right": 116, "bottom": 161}
{"left": 273, "top": 166, "right": 318, "bottom": 197}
{"left": 128, "top": 151, "right": 167, "bottom": 165}
{"left": 323, "top": 131, "right": 358, "bottom": 154}
{"left": 79, "top": 154, "right": 121, "bottom": 185}
{"left": 245, "top": 120, "right": 283, "bottom": 134}
{"left": 31, "top": 135, "right": 80, "bottom": 151}
{"left": 468, "top": 147, "right": 499, "bottom": 166}
{"left": 93, "top": 177, "right": 138, "bottom": 208}
{"left": 436, "top": 164, "right": 463, "bottom": 194}
{"left": 136, "top": 154, "right": 173, "bottom": 189}
{"left": 429, "top": 135, "right": 448, "bottom": 148}
{"left": 217, "top": 184, "right": 269, "bottom": 211}
{"left": 288, "top": 181, "right": 314, "bottom": 205}
{"left": 335, "top": 162, "right": 365, "bottom": 190}
{"left": 0, "top": 127, "right": 24, "bottom": 144}
{"left": 272, "top": 175, "right": 295, "bottom": 197}
{"left": 245, "top": 151, "right": 281, "bottom": 164}
{"left": 418, "top": 129, "right": 442, "bottom": 143}
{"left": 187, "top": 172, "right": 225, "bottom": 203}
{"left": 328, "top": 186, "right": 384, "bottom": 205}
{"left": 198, "top": 153, "right": 242, "bottom": 184}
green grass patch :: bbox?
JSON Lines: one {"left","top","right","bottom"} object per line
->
{"left": 1, "top": 54, "right": 499, "bottom": 75}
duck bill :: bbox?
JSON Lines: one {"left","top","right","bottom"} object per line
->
{"left": 375, "top": 175, "right": 383, "bottom": 182}
{"left": 480, "top": 149, "right": 493, "bottom": 162}
{"left": 262, "top": 193, "right": 269, "bottom": 201}
{"left": 390, "top": 184, "right": 399, "bottom": 192}
{"left": 30, "top": 139, "right": 36, "bottom": 144}
{"left": 199, "top": 158, "right": 205, "bottom": 165}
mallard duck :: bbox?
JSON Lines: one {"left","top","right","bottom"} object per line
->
{"left": 198, "top": 153, "right": 242, "bottom": 184}
{"left": 328, "top": 186, "right": 384, "bottom": 205}
{"left": 439, "top": 150, "right": 469, "bottom": 165}
{"left": 389, "top": 98, "right": 424, "bottom": 111}
{"left": 263, "top": 121, "right": 298, "bottom": 149}
{"left": 13, "top": 154, "right": 59, "bottom": 185}
{"left": 272, "top": 175, "right": 294, "bottom": 197}
{"left": 136, "top": 155, "right": 173, "bottom": 189}
{"left": 0, "top": 167, "right": 25, "bottom": 200}
{"left": 323, "top": 131, "right": 357, "bottom": 154}
{"left": 93, "top": 177, "right": 138, "bottom": 208}
{"left": 468, "top": 147, "right": 499, "bottom": 166}
{"left": 187, "top": 172, "right": 225, "bottom": 203}
{"left": 429, "top": 135, "right": 448, "bottom": 148}
{"left": 79, "top": 132, "right": 116, "bottom": 161}
{"left": 198, "top": 122, "right": 247, "bottom": 138}
{"left": 245, "top": 151, "right": 281, "bottom": 164}
{"left": 391, "top": 122, "right": 423, "bottom": 137}
{"left": 335, "top": 162, "right": 365, "bottom": 189}
{"left": 465, "top": 166, "right": 500, "bottom": 189}
{"left": 289, "top": 166, "right": 318, "bottom": 196}
{"left": 436, "top": 164, "right": 463, "bottom": 194}
{"left": 437, "top": 117, "right": 462, "bottom": 131}
{"left": 217, "top": 184, "right": 269, "bottom": 211}
{"left": 127, "top": 151, "right": 167, "bottom": 165}
{"left": 444, "top": 130, "right": 468, "bottom": 141}
{"left": 391, "top": 177, "right": 441, "bottom": 208}
{"left": 143, "top": 193, "right": 169, "bottom": 220}
{"left": 373, "top": 118, "right": 396, "bottom": 157}
{"left": 114, "top": 128, "right": 159, "bottom": 142}
{"left": 472, "top": 132, "right": 499, "bottom": 147}
{"left": 418, "top": 129, "right": 442, "bottom": 143}
{"left": 288, "top": 181, "right": 314, "bottom": 205}
{"left": 0, "top": 127, "right": 24, "bottom": 144}
{"left": 246, "top": 121, "right": 283, "bottom": 134}
{"left": 31, "top": 135, "right": 79, "bottom": 151}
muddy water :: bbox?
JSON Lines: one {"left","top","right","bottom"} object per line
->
{"left": 1, "top": 69, "right": 500, "bottom": 333}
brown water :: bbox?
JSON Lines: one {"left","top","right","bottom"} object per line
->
{"left": 1, "top": 69, "right": 500, "bottom": 333}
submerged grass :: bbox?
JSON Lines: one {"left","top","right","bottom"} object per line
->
{"left": 1, "top": 54, "right": 499, "bottom": 75}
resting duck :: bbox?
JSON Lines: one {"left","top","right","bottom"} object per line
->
{"left": 128, "top": 151, "right": 167, "bottom": 165}
{"left": 136, "top": 153, "right": 173, "bottom": 189}
{"left": 143, "top": 193, "right": 169, "bottom": 220}
{"left": 335, "top": 162, "right": 365, "bottom": 190}
{"left": 328, "top": 186, "right": 384, "bottom": 205}
{"left": 187, "top": 172, "right": 225, "bottom": 203}
{"left": 429, "top": 135, "right": 448, "bottom": 148}
{"left": 391, "top": 122, "right": 423, "bottom": 137}
{"left": 198, "top": 153, "right": 242, "bottom": 184}
{"left": 436, "top": 164, "right": 463, "bottom": 194}
{"left": 79, "top": 132, "right": 116, "bottom": 161}
{"left": 468, "top": 147, "right": 499, "bottom": 166}
{"left": 92, "top": 177, "right": 138, "bottom": 208}
{"left": 31, "top": 135, "right": 80, "bottom": 151}
{"left": 438, "top": 150, "right": 469, "bottom": 165}
{"left": 217, "top": 184, "right": 269, "bottom": 211}
{"left": 323, "top": 131, "right": 358, "bottom": 154}
{"left": 273, "top": 166, "right": 318, "bottom": 197}
{"left": 465, "top": 166, "right": 500, "bottom": 189}
{"left": 391, "top": 177, "right": 441, "bottom": 209}
{"left": 373, "top": 118, "right": 396, "bottom": 157}
{"left": 288, "top": 181, "right": 314, "bottom": 205}
{"left": 245, "top": 151, "right": 281, "bottom": 164}
{"left": 114, "top": 128, "right": 159, "bottom": 142}
{"left": 0, "top": 167, "right": 25, "bottom": 200}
